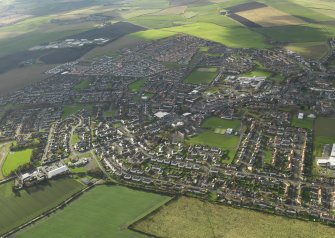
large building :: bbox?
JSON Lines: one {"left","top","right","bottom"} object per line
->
{"left": 317, "top": 144, "right": 335, "bottom": 168}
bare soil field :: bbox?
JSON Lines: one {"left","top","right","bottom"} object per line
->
{"left": 226, "top": 2, "right": 267, "bottom": 13}
{"left": 236, "top": 6, "right": 306, "bottom": 27}
{"left": 0, "top": 64, "right": 51, "bottom": 95}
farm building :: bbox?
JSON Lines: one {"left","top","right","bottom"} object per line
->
{"left": 47, "top": 165, "right": 69, "bottom": 179}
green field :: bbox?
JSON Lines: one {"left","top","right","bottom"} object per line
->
{"left": 161, "top": 23, "right": 270, "bottom": 49}
{"left": 134, "top": 196, "right": 335, "bottom": 238}
{"left": 128, "top": 79, "right": 146, "bottom": 93}
{"left": 313, "top": 117, "right": 335, "bottom": 157}
{"left": 62, "top": 104, "right": 93, "bottom": 119}
{"left": 131, "top": 29, "right": 177, "bottom": 41}
{"left": 0, "top": 178, "right": 84, "bottom": 236}
{"left": 184, "top": 67, "right": 218, "bottom": 85}
{"left": 240, "top": 70, "right": 272, "bottom": 78}
{"left": 74, "top": 79, "right": 91, "bottom": 91}
{"left": 201, "top": 117, "right": 241, "bottom": 130}
{"left": 291, "top": 116, "right": 314, "bottom": 130}
{"left": 2, "top": 149, "right": 32, "bottom": 176}
{"left": 17, "top": 185, "right": 171, "bottom": 238}
{"left": 187, "top": 131, "right": 239, "bottom": 162}
{"left": 285, "top": 41, "right": 331, "bottom": 60}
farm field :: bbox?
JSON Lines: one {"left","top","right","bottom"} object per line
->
{"left": 128, "top": 79, "right": 146, "bottom": 93}
{"left": 0, "top": 64, "right": 51, "bottom": 95}
{"left": 132, "top": 30, "right": 177, "bottom": 41}
{"left": 285, "top": 42, "right": 331, "bottom": 60}
{"left": 62, "top": 104, "right": 93, "bottom": 119}
{"left": 17, "top": 185, "right": 171, "bottom": 238}
{"left": 201, "top": 117, "right": 241, "bottom": 130}
{"left": 0, "top": 178, "right": 84, "bottom": 236}
{"left": 187, "top": 131, "right": 239, "bottom": 162}
{"left": 313, "top": 117, "right": 335, "bottom": 157}
{"left": 133, "top": 196, "right": 335, "bottom": 238}
{"left": 184, "top": 67, "right": 218, "bottom": 85}
{"left": 236, "top": 6, "right": 306, "bottom": 27}
{"left": 291, "top": 116, "right": 314, "bottom": 130}
{"left": 2, "top": 148, "right": 33, "bottom": 176}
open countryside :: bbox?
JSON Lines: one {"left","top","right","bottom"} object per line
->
{"left": 133, "top": 197, "right": 335, "bottom": 238}
{"left": 17, "top": 186, "right": 170, "bottom": 238}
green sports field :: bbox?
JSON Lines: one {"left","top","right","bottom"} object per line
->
{"left": 291, "top": 116, "right": 314, "bottom": 130}
{"left": 128, "top": 78, "right": 146, "bottom": 93}
{"left": 2, "top": 148, "right": 32, "bottom": 176}
{"left": 201, "top": 117, "right": 241, "bottom": 130}
{"left": 0, "top": 178, "right": 84, "bottom": 236}
{"left": 17, "top": 185, "right": 171, "bottom": 238}
{"left": 62, "top": 104, "right": 93, "bottom": 119}
{"left": 184, "top": 67, "right": 218, "bottom": 85}
{"left": 313, "top": 117, "right": 335, "bottom": 157}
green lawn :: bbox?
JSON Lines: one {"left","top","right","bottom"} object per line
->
{"left": 17, "top": 185, "right": 171, "bottom": 238}
{"left": 74, "top": 80, "right": 91, "bottom": 91}
{"left": 0, "top": 178, "right": 84, "bottom": 236}
{"left": 240, "top": 70, "right": 272, "bottom": 78}
{"left": 313, "top": 117, "right": 335, "bottom": 157}
{"left": 187, "top": 131, "right": 240, "bottom": 162}
{"left": 201, "top": 117, "right": 241, "bottom": 130}
{"left": 184, "top": 67, "right": 218, "bottom": 85}
{"left": 264, "top": 150, "right": 273, "bottom": 164}
{"left": 2, "top": 149, "right": 33, "bottom": 176}
{"left": 291, "top": 117, "right": 314, "bottom": 130}
{"left": 128, "top": 79, "right": 146, "bottom": 93}
{"left": 134, "top": 196, "right": 335, "bottom": 238}
{"left": 71, "top": 133, "right": 80, "bottom": 145}
{"left": 62, "top": 104, "right": 93, "bottom": 119}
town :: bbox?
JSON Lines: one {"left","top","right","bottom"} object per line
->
{"left": 1, "top": 34, "right": 335, "bottom": 227}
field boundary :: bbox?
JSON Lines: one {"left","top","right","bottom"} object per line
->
{"left": 1, "top": 179, "right": 97, "bottom": 238}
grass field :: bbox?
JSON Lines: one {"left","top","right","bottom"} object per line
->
{"left": 131, "top": 29, "right": 177, "bottom": 41}
{"left": 187, "top": 131, "right": 239, "bottom": 162}
{"left": 201, "top": 117, "right": 241, "bottom": 130}
{"left": 240, "top": 70, "right": 272, "bottom": 78}
{"left": 236, "top": 6, "right": 306, "bottom": 27}
{"left": 291, "top": 116, "right": 314, "bottom": 130}
{"left": 2, "top": 149, "right": 32, "bottom": 176}
{"left": 162, "top": 23, "right": 269, "bottom": 48}
{"left": 17, "top": 185, "right": 171, "bottom": 238}
{"left": 184, "top": 67, "right": 218, "bottom": 85}
{"left": 285, "top": 41, "right": 331, "bottom": 60}
{"left": 74, "top": 79, "right": 91, "bottom": 91}
{"left": 62, "top": 104, "right": 93, "bottom": 119}
{"left": 128, "top": 79, "right": 146, "bottom": 93}
{"left": 313, "top": 117, "right": 335, "bottom": 157}
{"left": 0, "top": 178, "right": 84, "bottom": 236}
{"left": 134, "top": 196, "right": 335, "bottom": 238}
{"left": 0, "top": 143, "right": 11, "bottom": 179}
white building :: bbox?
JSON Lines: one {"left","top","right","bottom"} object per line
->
{"left": 47, "top": 165, "right": 69, "bottom": 179}
{"left": 317, "top": 144, "right": 335, "bottom": 167}
{"left": 298, "top": 113, "right": 304, "bottom": 120}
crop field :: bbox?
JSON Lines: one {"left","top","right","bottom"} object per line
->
{"left": 236, "top": 6, "right": 306, "bottom": 27}
{"left": 2, "top": 148, "right": 33, "bottom": 176}
{"left": 313, "top": 117, "right": 335, "bottom": 157}
{"left": 128, "top": 79, "right": 146, "bottom": 93}
{"left": 0, "top": 178, "right": 84, "bottom": 236}
{"left": 133, "top": 196, "right": 335, "bottom": 238}
{"left": 62, "top": 104, "right": 93, "bottom": 119}
{"left": 187, "top": 131, "right": 239, "bottom": 162}
{"left": 201, "top": 117, "right": 241, "bottom": 130}
{"left": 152, "top": 6, "right": 188, "bottom": 15}
{"left": 17, "top": 185, "right": 171, "bottom": 238}
{"left": 285, "top": 41, "right": 331, "bottom": 60}
{"left": 132, "top": 30, "right": 177, "bottom": 41}
{"left": 184, "top": 67, "right": 218, "bottom": 85}
{"left": 162, "top": 23, "right": 269, "bottom": 48}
